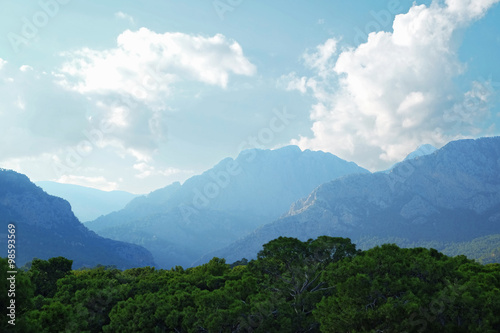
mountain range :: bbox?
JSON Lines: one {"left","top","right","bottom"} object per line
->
{"left": 2, "top": 137, "right": 498, "bottom": 270}
{"left": 0, "top": 169, "right": 155, "bottom": 269}
{"left": 85, "top": 145, "right": 370, "bottom": 268}
{"left": 199, "top": 137, "right": 500, "bottom": 264}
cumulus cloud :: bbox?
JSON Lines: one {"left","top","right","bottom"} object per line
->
{"left": 0, "top": 58, "right": 7, "bottom": 70}
{"left": 285, "top": 0, "right": 499, "bottom": 170}
{"left": 57, "top": 28, "right": 256, "bottom": 110}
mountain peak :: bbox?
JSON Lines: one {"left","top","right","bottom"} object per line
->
{"left": 238, "top": 145, "right": 303, "bottom": 157}
{"left": 86, "top": 145, "right": 369, "bottom": 268}
{"left": 404, "top": 144, "right": 437, "bottom": 161}
{"left": 273, "top": 145, "right": 303, "bottom": 153}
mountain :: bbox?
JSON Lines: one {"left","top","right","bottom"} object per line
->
{"left": 0, "top": 169, "right": 155, "bottom": 269}
{"left": 86, "top": 145, "right": 370, "bottom": 268}
{"left": 201, "top": 137, "right": 500, "bottom": 264}
{"left": 35, "top": 181, "right": 140, "bottom": 222}
{"left": 403, "top": 144, "right": 437, "bottom": 161}
{"left": 384, "top": 143, "right": 438, "bottom": 172}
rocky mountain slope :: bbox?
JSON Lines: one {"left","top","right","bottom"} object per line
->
{"left": 86, "top": 145, "right": 369, "bottom": 268}
{"left": 202, "top": 137, "right": 500, "bottom": 264}
{"left": 0, "top": 169, "right": 155, "bottom": 269}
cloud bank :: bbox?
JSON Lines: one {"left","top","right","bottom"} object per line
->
{"left": 285, "top": 0, "right": 499, "bottom": 170}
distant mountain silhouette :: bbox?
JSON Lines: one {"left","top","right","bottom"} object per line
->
{"left": 86, "top": 145, "right": 369, "bottom": 268}
{"left": 202, "top": 137, "right": 500, "bottom": 264}
{"left": 0, "top": 169, "right": 155, "bottom": 269}
{"left": 35, "top": 181, "right": 140, "bottom": 222}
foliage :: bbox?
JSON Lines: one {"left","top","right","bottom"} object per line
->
{"left": 28, "top": 256, "right": 73, "bottom": 298}
{"left": 356, "top": 234, "right": 500, "bottom": 264}
{"left": 0, "top": 258, "right": 36, "bottom": 332}
{"left": 315, "top": 245, "right": 500, "bottom": 332}
{"left": 2, "top": 236, "right": 500, "bottom": 332}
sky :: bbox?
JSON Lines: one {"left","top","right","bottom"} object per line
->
{"left": 0, "top": 0, "right": 499, "bottom": 194}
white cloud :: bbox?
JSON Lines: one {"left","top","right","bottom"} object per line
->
{"left": 127, "top": 148, "right": 152, "bottom": 163}
{"left": 303, "top": 38, "right": 338, "bottom": 77}
{"left": 0, "top": 58, "right": 7, "bottom": 70}
{"left": 57, "top": 175, "right": 118, "bottom": 191}
{"left": 56, "top": 28, "right": 256, "bottom": 110}
{"left": 15, "top": 96, "right": 26, "bottom": 110}
{"left": 278, "top": 72, "right": 308, "bottom": 93}
{"left": 19, "top": 65, "right": 33, "bottom": 72}
{"left": 133, "top": 162, "right": 192, "bottom": 179}
{"left": 287, "top": 0, "right": 499, "bottom": 170}
{"left": 115, "top": 11, "right": 135, "bottom": 24}
{"left": 443, "top": 80, "right": 494, "bottom": 127}
{"left": 159, "top": 167, "right": 191, "bottom": 177}
{"left": 49, "top": 28, "right": 257, "bottom": 166}
{"left": 133, "top": 162, "right": 152, "bottom": 178}
{"left": 0, "top": 29, "right": 255, "bottom": 192}
{"left": 0, "top": 153, "right": 54, "bottom": 175}
{"left": 445, "top": 0, "right": 500, "bottom": 20}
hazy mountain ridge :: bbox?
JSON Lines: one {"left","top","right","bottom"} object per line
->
{"left": 86, "top": 145, "right": 370, "bottom": 268}
{"left": 0, "top": 169, "right": 155, "bottom": 269}
{"left": 85, "top": 181, "right": 183, "bottom": 231}
{"left": 200, "top": 137, "right": 500, "bottom": 264}
{"left": 35, "top": 181, "right": 140, "bottom": 222}
{"left": 383, "top": 143, "right": 437, "bottom": 172}
{"left": 404, "top": 144, "right": 438, "bottom": 160}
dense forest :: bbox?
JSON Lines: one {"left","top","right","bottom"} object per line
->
{"left": 2, "top": 236, "right": 499, "bottom": 332}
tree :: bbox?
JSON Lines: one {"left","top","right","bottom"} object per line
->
{"left": 315, "top": 244, "right": 500, "bottom": 333}
{"left": 28, "top": 257, "right": 73, "bottom": 298}
{"left": 1, "top": 257, "right": 36, "bottom": 332}
{"left": 250, "top": 236, "right": 359, "bottom": 332}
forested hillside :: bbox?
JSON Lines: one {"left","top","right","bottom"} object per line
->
{"left": 2, "top": 236, "right": 499, "bottom": 332}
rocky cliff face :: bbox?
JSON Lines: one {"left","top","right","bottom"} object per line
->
{"left": 86, "top": 145, "right": 369, "bottom": 268}
{"left": 0, "top": 169, "right": 155, "bottom": 269}
{"left": 203, "top": 137, "right": 500, "bottom": 264}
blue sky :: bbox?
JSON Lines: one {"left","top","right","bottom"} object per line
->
{"left": 0, "top": 0, "right": 499, "bottom": 193}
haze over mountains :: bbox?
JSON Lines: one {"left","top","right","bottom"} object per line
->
{"left": 35, "top": 181, "right": 140, "bottom": 222}
{"left": 0, "top": 169, "right": 154, "bottom": 269}
{"left": 202, "top": 137, "right": 500, "bottom": 264}
{"left": 1, "top": 137, "right": 498, "bottom": 270}
{"left": 85, "top": 145, "right": 369, "bottom": 268}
